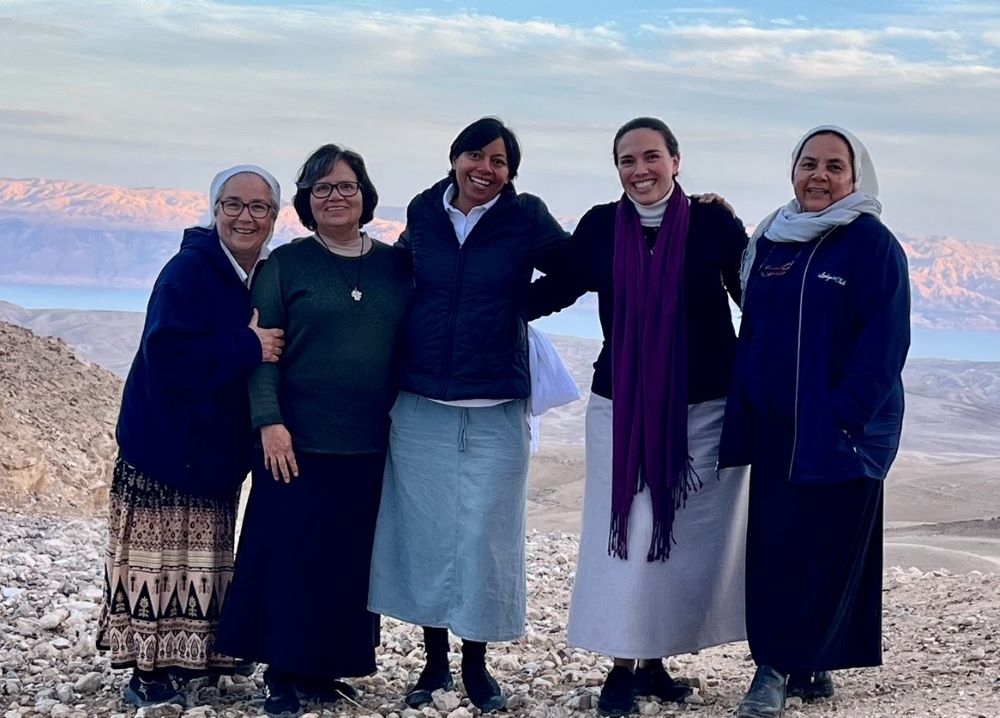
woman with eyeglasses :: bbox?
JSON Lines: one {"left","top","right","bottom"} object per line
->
{"left": 97, "top": 165, "right": 285, "bottom": 708}
{"left": 367, "top": 117, "right": 569, "bottom": 713}
{"left": 215, "top": 145, "right": 412, "bottom": 717}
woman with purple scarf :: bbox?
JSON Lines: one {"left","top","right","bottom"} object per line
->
{"left": 528, "top": 117, "right": 750, "bottom": 716}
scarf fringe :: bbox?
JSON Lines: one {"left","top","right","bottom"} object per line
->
{"left": 608, "top": 512, "right": 630, "bottom": 560}
{"left": 613, "top": 461, "right": 706, "bottom": 563}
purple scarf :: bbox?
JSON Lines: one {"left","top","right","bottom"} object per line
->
{"left": 609, "top": 185, "right": 694, "bottom": 561}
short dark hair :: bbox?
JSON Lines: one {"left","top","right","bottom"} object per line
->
{"left": 448, "top": 117, "right": 522, "bottom": 183}
{"left": 612, "top": 117, "right": 681, "bottom": 171}
{"left": 293, "top": 144, "right": 378, "bottom": 230}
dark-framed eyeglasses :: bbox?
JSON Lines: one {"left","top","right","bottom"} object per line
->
{"left": 217, "top": 199, "right": 274, "bottom": 219}
{"left": 310, "top": 181, "right": 361, "bottom": 199}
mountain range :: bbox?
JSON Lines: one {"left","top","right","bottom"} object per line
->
{"left": 1, "top": 177, "right": 999, "bottom": 331}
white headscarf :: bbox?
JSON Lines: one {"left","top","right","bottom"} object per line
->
{"left": 740, "top": 125, "right": 882, "bottom": 294}
{"left": 202, "top": 164, "right": 281, "bottom": 234}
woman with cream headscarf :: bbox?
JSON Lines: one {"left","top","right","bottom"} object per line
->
{"left": 97, "top": 165, "right": 284, "bottom": 708}
{"left": 718, "top": 126, "right": 910, "bottom": 718}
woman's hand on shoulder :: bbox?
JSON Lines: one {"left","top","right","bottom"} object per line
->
{"left": 261, "top": 423, "right": 298, "bottom": 483}
{"left": 692, "top": 193, "right": 736, "bottom": 217}
{"left": 249, "top": 308, "right": 284, "bottom": 363}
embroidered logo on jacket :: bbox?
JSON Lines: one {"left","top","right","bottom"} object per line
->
{"left": 817, "top": 272, "right": 846, "bottom": 286}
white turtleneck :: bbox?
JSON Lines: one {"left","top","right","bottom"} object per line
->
{"left": 627, "top": 183, "right": 675, "bottom": 227}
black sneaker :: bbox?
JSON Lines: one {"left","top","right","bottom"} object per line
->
{"left": 787, "top": 671, "right": 834, "bottom": 701}
{"left": 264, "top": 668, "right": 303, "bottom": 718}
{"left": 405, "top": 662, "right": 455, "bottom": 708}
{"left": 634, "top": 661, "right": 692, "bottom": 703}
{"left": 461, "top": 661, "right": 506, "bottom": 713}
{"left": 122, "top": 669, "right": 186, "bottom": 708}
{"left": 597, "top": 666, "right": 636, "bottom": 717}
{"left": 296, "top": 675, "right": 358, "bottom": 703}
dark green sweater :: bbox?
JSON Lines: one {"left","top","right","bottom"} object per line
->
{"left": 249, "top": 236, "right": 412, "bottom": 454}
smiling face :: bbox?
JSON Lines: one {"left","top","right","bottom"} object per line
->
{"left": 215, "top": 172, "right": 275, "bottom": 269}
{"left": 615, "top": 128, "right": 680, "bottom": 206}
{"left": 451, "top": 136, "right": 510, "bottom": 214}
{"left": 310, "top": 160, "right": 363, "bottom": 235}
{"left": 793, "top": 132, "right": 855, "bottom": 212}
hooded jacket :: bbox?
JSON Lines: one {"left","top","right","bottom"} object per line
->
{"left": 116, "top": 226, "right": 262, "bottom": 496}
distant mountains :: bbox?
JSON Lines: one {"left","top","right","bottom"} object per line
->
{"left": 1, "top": 177, "right": 998, "bottom": 331}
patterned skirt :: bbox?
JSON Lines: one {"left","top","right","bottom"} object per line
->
{"left": 96, "top": 457, "right": 239, "bottom": 671}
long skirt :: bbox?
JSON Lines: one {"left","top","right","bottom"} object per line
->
{"left": 568, "top": 395, "right": 749, "bottom": 659}
{"left": 368, "top": 392, "right": 530, "bottom": 642}
{"left": 96, "top": 457, "right": 238, "bottom": 671}
{"left": 214, "top": 451, "right": 384, "bottom": 678}
{"left": 746, "top": 415, "right": 884, "bottom": 672}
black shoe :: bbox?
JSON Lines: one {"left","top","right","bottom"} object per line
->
{"left": 634, "top": 661, "right": 692, "bottom": 703}
{"left": 264, "top": 669, "right": 303, "bottom": 718}
{"left": 296, "top": 675, "right": 358, "bottom": 702}
{"left": 597, "top": 666, "right": 636, "bottom": 717}
{"left": 737, "top": 665, "right": 787, "bottom": 718}
{"left": 122, "top": 669, "right": 186, "bottom": 708}
{"left": 461, "top": 660, "right": 506, "bottom": 713}
{"left": 787, "top": 671, "right": 834, "bottom": 701}
{"left": 405, "top": 662, "right": 455, "bottom": 708}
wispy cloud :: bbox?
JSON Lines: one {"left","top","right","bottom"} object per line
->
{"left": 0, "top": 0, "right": 997, "bottom": 244}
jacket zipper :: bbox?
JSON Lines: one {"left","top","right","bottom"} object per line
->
{"left": 787, "top": 233, "right": 830, "bottom": 482}
{"left": 439, "top": 242, "right": 465, "bottom": 397}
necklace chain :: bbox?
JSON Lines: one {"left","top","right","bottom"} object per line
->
{"left": 315, "top": 232, "right": 365, "bottom": 301}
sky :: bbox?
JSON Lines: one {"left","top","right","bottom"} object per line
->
{"left": 1, "top": 0, "right": 998, "bottom": 243}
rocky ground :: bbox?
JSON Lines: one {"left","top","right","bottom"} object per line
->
{"left": 1, "top": 510, "right": 998, "bottom": 718}
{"left": 0, "top": 322, "right": 121, "bottom": 516}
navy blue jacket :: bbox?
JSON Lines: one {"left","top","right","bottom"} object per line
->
{"left": 718, "top": 214, "right": 910, "bottom": 483}
{"left": 397, "top": 178, "right": 569, "bottom": 400}
{"left": 116, "top": 226, "right": 262, "bottom": 497}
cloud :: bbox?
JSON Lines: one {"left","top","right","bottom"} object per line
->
{"left": 0, "top": 0, "right": 997, "bottom": 245}
{"left": 0, "top": 108, "right": 80, "bottom": 128}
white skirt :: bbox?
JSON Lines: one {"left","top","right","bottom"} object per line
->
{"left": 567, "top": 394, "right": 749, "bottom": 659}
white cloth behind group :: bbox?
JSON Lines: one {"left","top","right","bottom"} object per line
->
{"left": 527, "top": 326, "right": 581, "bottom": 453}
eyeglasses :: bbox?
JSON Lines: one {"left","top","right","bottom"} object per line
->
{"left": 310, "top": 181, "right": 361, "bottom": 199}
{"left": 217, "top": 200, "right": 274, "bottom": 219}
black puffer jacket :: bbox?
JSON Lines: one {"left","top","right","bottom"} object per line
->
{"left": 398, "top": 177, "right": 569, "bottom": 400}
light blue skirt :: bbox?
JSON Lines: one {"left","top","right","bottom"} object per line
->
{"left": 368, "top": 392, "right": 530, "bottom": 642}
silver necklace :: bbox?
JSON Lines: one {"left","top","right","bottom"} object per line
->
{"left": 316, "top": 233, "right": 365, "bottom": 301}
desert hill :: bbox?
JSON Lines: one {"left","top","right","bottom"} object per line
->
{"left": 0, "top": 322, "right": 121, "bottom": 515}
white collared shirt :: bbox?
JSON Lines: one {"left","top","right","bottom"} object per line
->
{"left": 219, "top": 240, "right": 270, "bottom": 288}
{"left": 442, "top": 184, "right": 501, "bottom": 245}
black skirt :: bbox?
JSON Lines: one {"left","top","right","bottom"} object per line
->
{"left": 745, "top": 418, "right": 883, "bottom": 672}
{"left": 215, "top": 450, "right": 385, "bottom": 677}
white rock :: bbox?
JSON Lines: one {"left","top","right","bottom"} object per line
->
{"left": 38, "top": 609, "right": 70, "bottom": 630}
{"left": 431, "top": 690, "right": 461, "bottom": 712}
{"left": 72, "top": 671, "right": 102, "bottom": 694}
{"left": 966, "top": 647, "right": 987, "bottom": 661}
{"left": 136, "top": 706, "right": 183, "bottom": 718}
{"left": 446, "top": 709, "right": 473, "bottom": 718}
